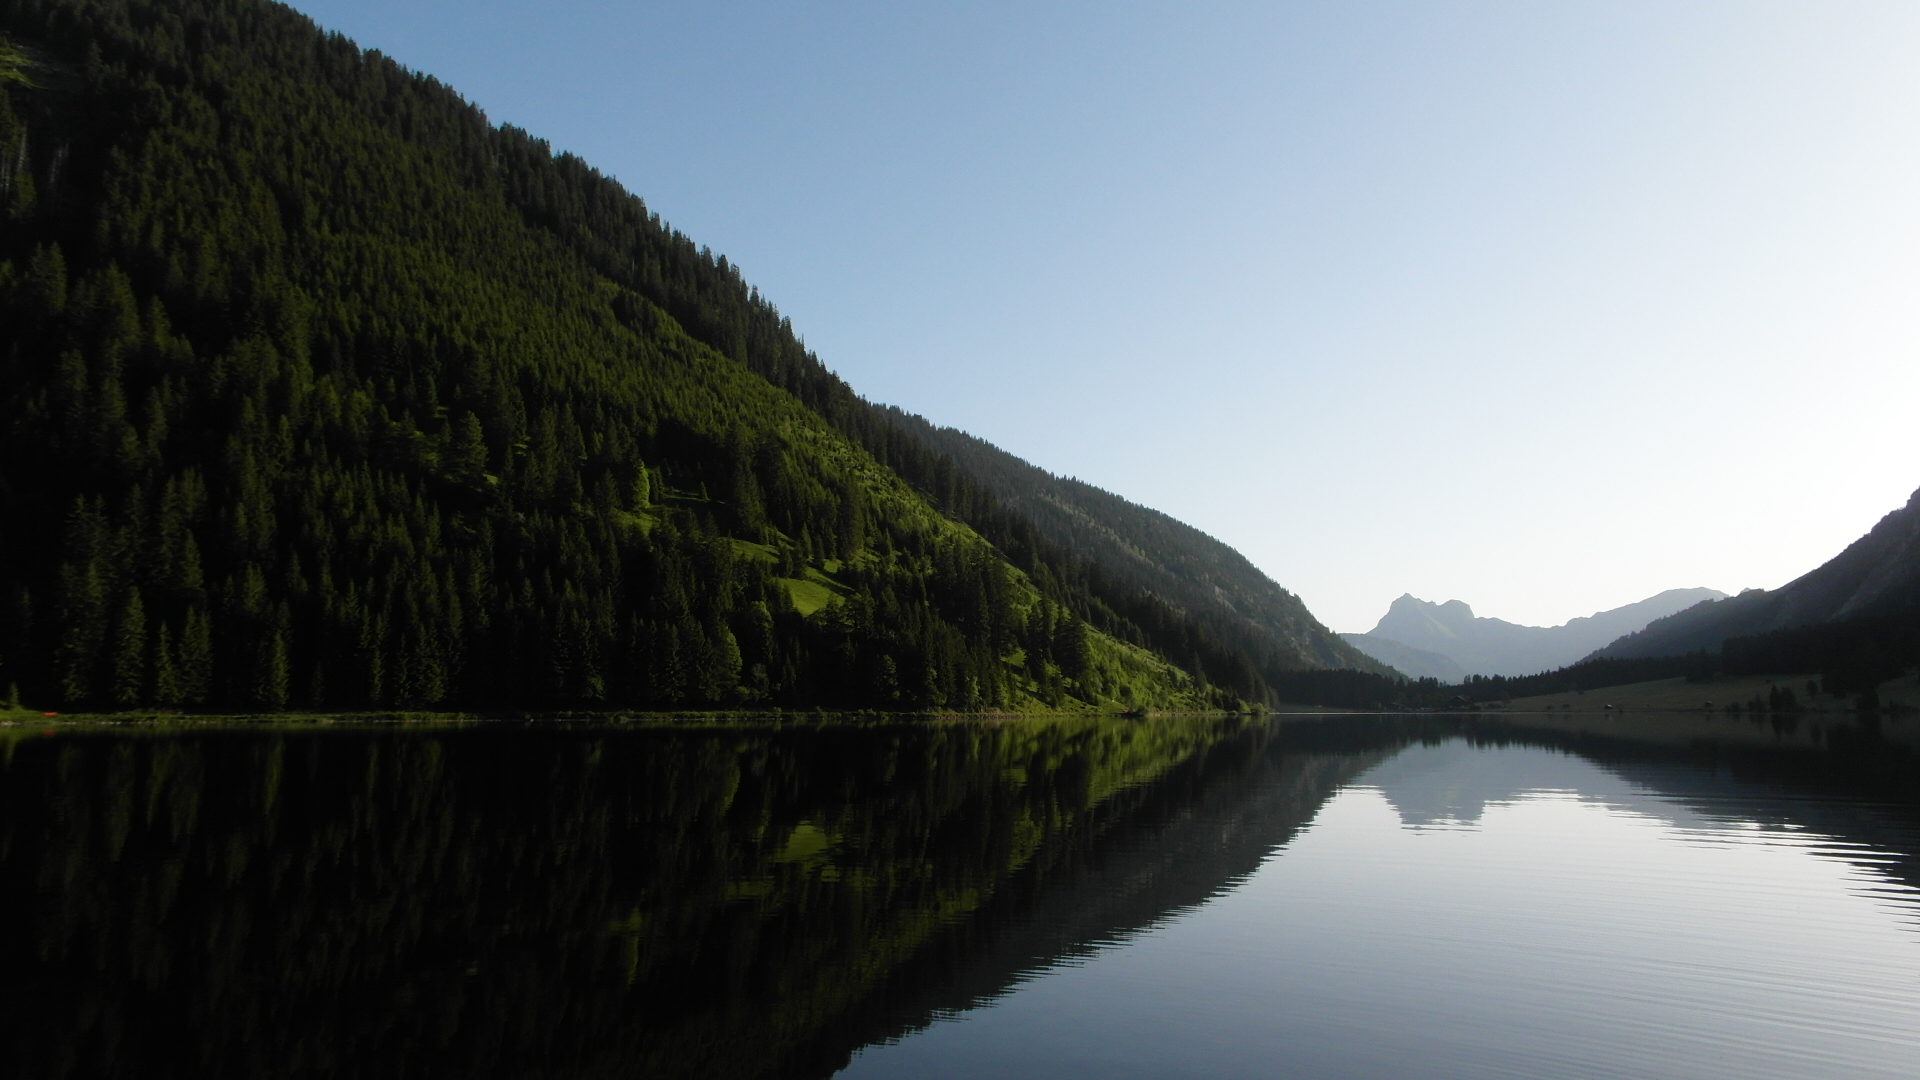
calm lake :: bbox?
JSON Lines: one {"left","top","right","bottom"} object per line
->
{"left": 2, "top": 712, "right": 1917, "bottom": 1078}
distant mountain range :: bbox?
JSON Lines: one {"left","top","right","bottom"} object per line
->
{"left": 1593, "top": 486, "right": 1920, "bottom": 660}
{"left": 1342, "top": 588, "right": 1728, "bottom": 679}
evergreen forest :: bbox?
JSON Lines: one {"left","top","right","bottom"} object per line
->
{"left": 0, "top": 0, "right": 1374, "bottom": 714}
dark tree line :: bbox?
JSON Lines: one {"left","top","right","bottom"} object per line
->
{"left": 1264, "top": 615, "right": 1920, "bottom": 711}
{"left": 1720, "top": 616, "right": 1920, "bottom": 703}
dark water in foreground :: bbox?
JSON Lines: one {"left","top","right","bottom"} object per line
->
{"left": 2, "top": 714, "right": 1918, "bottom": 1078}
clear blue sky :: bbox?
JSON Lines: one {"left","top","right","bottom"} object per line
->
{"left": 290, "top": 0, "right": 1920, "bottom": 632}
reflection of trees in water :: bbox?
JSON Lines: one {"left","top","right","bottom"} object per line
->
{"left": 1464, "top": 718, "right": 1920, "bottom": 894}
{"left": 798, "top": 735, "right": 1395, "bottom": 1078}
{"left": 0, "top": 718, "right": 1271, "bottom": 1079}
{"left": 0, "top": 715, "right": 1911, "bottom": 1079}
{"left": 1337, "top": 713, "right": 1920, "bottom": 895}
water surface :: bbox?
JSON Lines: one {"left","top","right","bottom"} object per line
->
{"left": 844, "top": 734, "right": 1920, "bottom": 1079}
{"left": 1, "top": 713, "right": 1915, "bottom": 1078}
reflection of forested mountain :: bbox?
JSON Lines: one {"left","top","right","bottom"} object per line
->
{"left": 786, "top": 724, "right": 1394, "bottom": 1078}
{"left": 1346, "top": 716, "right": 1920, "bottom": 894}
{"left": 810, "top": 715, "right": 1920, "bottom": 1077}
{"left": 1474, "top": 719, "right": 1920, "bottom": 894}
{"left": 0, "top": 717, "right": 1338, "bottom": 1079}
{"left": 2, "top": 715, "right": 1914, "bottom": 1079}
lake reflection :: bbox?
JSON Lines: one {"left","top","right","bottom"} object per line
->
{"left": 848, "top": 735, "right": 1920, "bottom": 1079}
{"left": 1, "top": 714, "right": 1917, "bottom": 1078}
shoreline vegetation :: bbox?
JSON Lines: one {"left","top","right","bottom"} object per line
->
{"left": 1500, "top": 673, "right": 1920, "bottom": 715}
{"left": 11, "top": 666, "right": 1918, "bottom": 728}
{"left": 0, "top": 703, "right": 1267, "bottom": 728}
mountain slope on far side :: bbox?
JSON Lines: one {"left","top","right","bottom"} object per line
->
{"left": 1594, "top": 486, "right": 1920, "bottom": 660}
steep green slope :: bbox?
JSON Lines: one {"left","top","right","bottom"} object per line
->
{"left": 879, "top": 409, "right": 1396, "bottom": 682}
{"left": 430, "top": 124, "right": 1303, "bottom": 704}
{"left": 0, "top": 0, "right": 1226, "bottom": 713}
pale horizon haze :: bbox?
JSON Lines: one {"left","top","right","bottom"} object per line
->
{"left": 290, "top": 0, "right": 1920, "bottom": 634}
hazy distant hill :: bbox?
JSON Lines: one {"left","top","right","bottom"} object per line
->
{"left": 1334, "top": 634, "right": 1468, "bottom": 682}
{"left": 1345, "top": 588, "right": 1727, "bottom": 678}
{"left": 878, "top": 408, "right": 1398, "bottom": 684}
{"left": 1594, "top": 486, "right": 1920, "bottom": 660}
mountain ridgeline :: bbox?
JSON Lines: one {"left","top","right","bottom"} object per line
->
{"left": 875, "top": 410, "right": 1397, "bottom": 678}
{"left": 1382, "top": 487, "right": 1920, "bottom": 708}
{"left": 1583, "top": 486, "right": 1920, "bottom": 701}
{"left": 0, "top": 0, "right": 1380, "bottom": 713}
{"left": 1595, "top": 487, "right": 1920, "bottom": 663}
{"left": 1343, "top": 588, "right": 1727, "bottom": 680}
{"left": 1222, "top": 482, "right": 1920, "bottom": 710}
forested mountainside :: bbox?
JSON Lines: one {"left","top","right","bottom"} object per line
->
{"left": 877, "top": 409, "right": 1396, "bottom": 679}
{"left": 0, "top": 0, "right": 1256, "bottom": 713}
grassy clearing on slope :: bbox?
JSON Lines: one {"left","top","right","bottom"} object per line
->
{"left": 729, "top": 538, "right": 780, "bottom": 564}
{"left": 777, "top": 576, "right": 839, "bottom": 616}
{"left": 990, "top": 628, "right": 1221, "bottom": 714}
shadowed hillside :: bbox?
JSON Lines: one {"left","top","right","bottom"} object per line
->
{"left": 876, "top": 409, "right": 1396, "bottom": 686}
{"left": 1595, "top": 486, "right": 1920, "bottom": 661}
{"left": 1336, "top": 632, "right": 1468, "bottom": 681}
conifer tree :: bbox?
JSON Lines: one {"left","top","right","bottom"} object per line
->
{"left": 152, "top": 623, "right": 181, "bottom": 706}
{"left": 110, "top": 588, "right": 145, "bottom": 708}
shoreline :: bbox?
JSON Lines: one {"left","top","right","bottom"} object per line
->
{"left": 0, "top": 705, "right": 1259, "bottom": 730}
